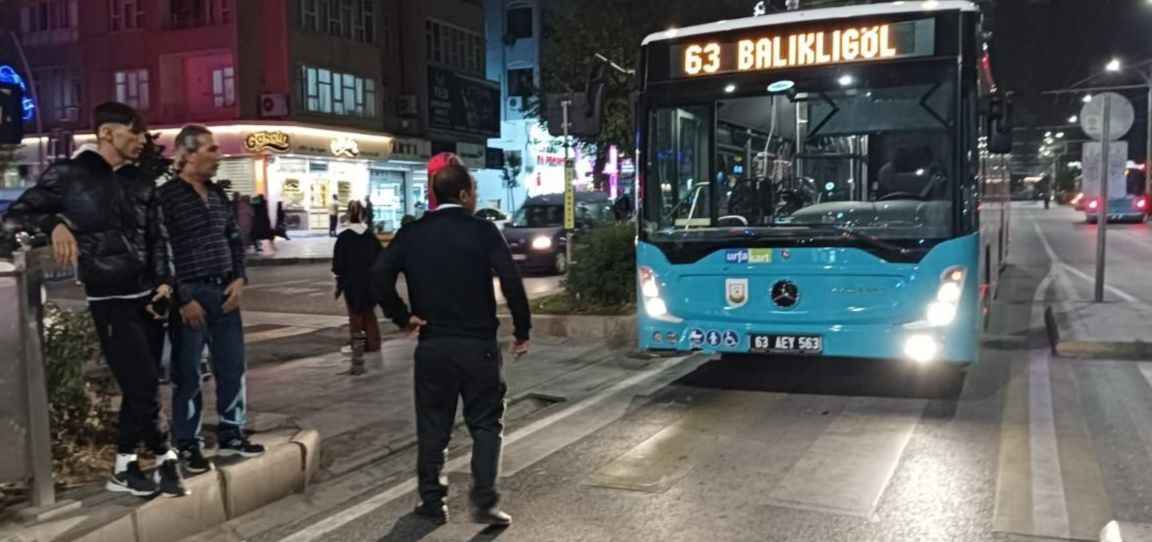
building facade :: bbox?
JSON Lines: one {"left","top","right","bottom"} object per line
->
{"left": 0, "top": 0, "right": 504, "bottom": 233}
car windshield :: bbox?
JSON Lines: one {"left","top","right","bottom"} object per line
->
{"left": 643, "top": 67, "right": 956, "bottom": 242}
{"left": 511, "top": 205, "right": 563, "bottom": 228}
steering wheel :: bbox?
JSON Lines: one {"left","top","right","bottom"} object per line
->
{"left": 878, "top": 192, "right": 927, "bottom": 202}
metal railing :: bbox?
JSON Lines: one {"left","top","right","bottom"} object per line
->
{"left": 0, "top": 237, "right": 60, "bottom": 508}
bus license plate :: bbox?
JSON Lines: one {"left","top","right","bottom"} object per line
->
{"left": 750, "top": 335, "right": 823, "bottom": 355}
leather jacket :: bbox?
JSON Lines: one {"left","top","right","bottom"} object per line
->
{"left": 2, "top": 150, "right": 172, "bottom": 298}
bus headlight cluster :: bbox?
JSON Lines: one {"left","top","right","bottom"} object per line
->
{"left": 904, "top": 334, "right": 939, "bottom": 363}
{"left": 639, "top": 266, "right": 681, "bottom": 322}
{"left": 925, "top": 267, "right": 965, "bottom": 327}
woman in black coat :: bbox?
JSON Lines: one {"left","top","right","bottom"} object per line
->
{"left": 250, "top": 195, "right": 274, "bottom": 246}
{"left": 333, "top": 201, "right": 383, "bottom": 352}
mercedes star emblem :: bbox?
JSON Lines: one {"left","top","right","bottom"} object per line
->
{"left": 771, "top": 280, "right": 799, "bottom": 308}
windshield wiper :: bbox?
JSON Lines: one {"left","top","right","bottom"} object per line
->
{"left": 801, "top": 224, "right": 912, "bottom": 255}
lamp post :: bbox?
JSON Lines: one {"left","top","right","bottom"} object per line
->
{"left": 1104, "top": 58, "right": 1152, "bottom": 197}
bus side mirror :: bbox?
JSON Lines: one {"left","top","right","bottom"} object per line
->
{"left": 986, "top": 93, "right": 1014, "bottom": 155}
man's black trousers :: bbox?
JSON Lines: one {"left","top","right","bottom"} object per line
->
{"left": 414, "top": 337, "right": 507, "bottom": 509}
{"left": 89, "top": 297, "right": 170, "bottom": 455}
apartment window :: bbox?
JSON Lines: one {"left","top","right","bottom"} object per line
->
{"left": 507, "top": 68, "right": 534, "bottom": 98}
{"left": 506, "top": 7, "right": 532, "bottom": 40}
{"left": 35, "top": 70, "right": 82, "bottom": 122}
{"left": 426, "top": 20, "right": 484, "bottom": 76}
{"left": 300, "top": 65, "right": 376, "bottom": 118}
{"left": 170, "top": 0, "right": 232, "bottom": 28}
{"left": 115, "top": 69, "right": 150, "bottom": 110}
{"left": 212, "top": 66, "right": 235, "bottom": 107}
{"left": 110, "top": 0, "right": 144, "bottom": 31}
{"left": 20, "top": 0, "right": 78, "bottom": 34}
{"left": 300, "top": 0, "right": 374, "bottom": 43}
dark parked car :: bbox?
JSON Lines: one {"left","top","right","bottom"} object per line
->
{"left": 501, "top": 192, "right": 613, "bottom": 274}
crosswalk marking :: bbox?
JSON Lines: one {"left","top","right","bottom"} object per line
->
{"left": 763, "top": 397, "right": 925, "bottom": 519}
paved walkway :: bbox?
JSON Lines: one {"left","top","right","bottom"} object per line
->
{"left": 247, "top": 234, "right": 336, "bottom": 265}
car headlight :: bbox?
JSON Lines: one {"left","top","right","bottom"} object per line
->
{"left": 924, "top": 267, "right": 965, "bottom": 327}
{"left": 531, "top": 236, "right": 553, "bottom": 250}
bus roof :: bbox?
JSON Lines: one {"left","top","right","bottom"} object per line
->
{"left": 641, "top": 1, "right": 979, "bottom": 46}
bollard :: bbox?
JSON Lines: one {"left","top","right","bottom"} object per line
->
{"left": 0, "top": 241, "right": 60, "bottom": 508}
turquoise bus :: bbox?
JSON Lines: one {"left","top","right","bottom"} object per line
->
{"left": 634, "top": 1, "right": 1011, "bottom": 365}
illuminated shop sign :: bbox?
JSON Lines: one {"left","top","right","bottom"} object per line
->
{"left": 244, "top": 130, "right": 291, "bottom": 153}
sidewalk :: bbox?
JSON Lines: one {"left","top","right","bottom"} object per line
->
{"left": 1047, "top": 264, "right": 1152, "bottom": 359}
{"left": 247, "top": 234, "right": 335, "bottom": 267}
{"left": 0, "top": 330, "right": 646, "bottom": 542}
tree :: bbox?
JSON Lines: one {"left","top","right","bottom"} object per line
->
{"left": 538, "top": 0, "right": 771, "bottom": 190}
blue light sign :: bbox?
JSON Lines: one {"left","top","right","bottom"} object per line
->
{"left": 0, "top": 65, "right": 36, "bottom": 121}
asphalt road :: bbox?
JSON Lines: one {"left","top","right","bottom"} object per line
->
{"left": 255, "top": 203, "right": 1152, "bottom": 542}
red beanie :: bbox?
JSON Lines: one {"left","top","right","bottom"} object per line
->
{"left": 427, "top": 152, "right": 463, "bottom": 210}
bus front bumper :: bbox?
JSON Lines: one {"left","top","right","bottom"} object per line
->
{"left": 638, "top": 318, "right": 978, "bottom": 365}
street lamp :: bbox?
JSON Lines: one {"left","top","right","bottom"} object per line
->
{"left": 1107, "top": 58, "right": 1122, "bottom": 72}
{"left": 1083, "top": 94, "right": 1094, "bottom": 103}
{"left": 1056, "top": 132, "right": 1065, "bottom": 138}
{"left": 1069, "top": 115, "right": 1079, "bottom": 123}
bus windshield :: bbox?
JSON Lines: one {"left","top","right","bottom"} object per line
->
{"left": 643, "top": 68, "right": 957, "bottom": 243}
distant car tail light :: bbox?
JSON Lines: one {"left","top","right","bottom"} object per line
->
{"left": 1089, "top": 199, "right": 1099, "bottom": 210}
{"left": 1137, "top": 197, "right": 1147, "bottom": 210}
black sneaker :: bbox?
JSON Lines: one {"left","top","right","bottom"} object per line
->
{"left": 154, "top": 460, "right": 187, "bottom": 498}
{"left": 414, "top": 502, "right": 449, "bottom": 524}
{"left": 472, "top": 507, "right": 512, "bottom": 527}
{"left": 179, "top": 446, "right": 212, "bottom": 475}
{"left": 105, "top": 461, "right": 156, "bottom": 497}
{"left": 217, "top": 437, "right": 266, "bottom": 458}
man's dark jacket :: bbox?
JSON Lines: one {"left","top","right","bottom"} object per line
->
{"left": 2, "top": 150, "right": 171, "bottom": 297}
{"left": 372, "top": 207, "right": 531, "bottom": 342}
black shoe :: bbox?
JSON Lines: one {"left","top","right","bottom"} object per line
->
{"left": 105, "top": 461, "right": 156, "bottom": 497}
{"left": 217, "top": 437, "right": 266, "bottom": 458}
{"left": 179, "top": 446, "right": 212, "bottom": 475}
{"left": 472, "top": 507, "right": 512, "bottom": 527}
{"left": 414, "top": 502, "right": 448, "bottom": 524}
{"left": 154, "top": 460, "right": 187, "bottom": 498}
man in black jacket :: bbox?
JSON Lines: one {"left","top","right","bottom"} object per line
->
{"left": 2, "top": 102, "right": 185, "bottom": 498}
{"left": 374, "top": 164, "right": 531, "bottom": 527}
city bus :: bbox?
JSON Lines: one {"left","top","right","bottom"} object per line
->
{"left": 634, "top": 1, "right": 1011, "bottom": 366}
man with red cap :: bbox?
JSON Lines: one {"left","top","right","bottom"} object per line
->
{"left": 426, "top": 152, "right": 463, "bottom": 211}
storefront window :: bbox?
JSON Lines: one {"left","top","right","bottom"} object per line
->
{"left": 369, "top": 169, "right": 406, "bottom": 232}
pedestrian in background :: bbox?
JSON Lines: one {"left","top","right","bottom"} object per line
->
{"left": 251, "top": 195, "right": 273, "bottom": 254}
{"left": 329, "top": 195, "right": 340, "bottom": 237}
{"left": 235, "top": 195, "right": 254, "bottom": 252}
{"left": 2, "top": 102, "right": 185, "bottom": 498}
{"left": 373, "top": 163, "right": 531, "bottom": 527}
{"left": 274, "top": 201, "right": 290, "bottom": 241}
{"left": 364, "top": 195, "right": 375, "bottom": 233}
{"left": 334, "top": 200, "right": 383, "bottom": 356}
{"left": 160, "top": 124, "right": 265, "bottom": 477}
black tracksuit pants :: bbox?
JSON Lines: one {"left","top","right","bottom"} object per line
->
{"left": 89, "top": 297, "right": 170, "bottom": 455}
{"left": 414, "top": 337, "right": 507, "bottom": 509}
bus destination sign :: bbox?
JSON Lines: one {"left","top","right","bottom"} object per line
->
{"left": 671, "top": 18, "right": 935, "bottom": 78}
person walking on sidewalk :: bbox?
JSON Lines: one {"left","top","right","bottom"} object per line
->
{"left": 373, "top": 163, "right": 532, "bottom": 527}
{"left": 363, "top": 195, "right": 375, "bottom": 234}
{"left": 159, "top": 125, "right": 265, "bottom": 476}
{"left": 2, "top": 102, "right": 186, "bottom": 498}
{"left": 234, "top": 195, "right": 254, "bottom": 252}
{"left": 251, "top": 195, "right": 274, "bottom": 254}
{"left": 274, "top": 201, "right": 291, "bottom": 241}
{"left": 329, "top": 195, "right": 340, "bottom": 237}
{"left": 333, "top": 200, "right": 384, "bottom": 365}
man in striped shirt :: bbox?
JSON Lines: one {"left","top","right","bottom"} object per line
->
{"left": 159, "top": 125, "right": 264, "bottom": 475}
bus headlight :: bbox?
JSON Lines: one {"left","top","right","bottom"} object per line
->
{"left": 531, "top": 236, "right": 553, "bottom": 250}
{"left": 639, "top": 266, "right": 682, "bottom": 323}
{"left": 925, "top": 267, "right": 965, "bottom": 327}
{"left": 904, "top": 334, "right": 939, "bottom": 363}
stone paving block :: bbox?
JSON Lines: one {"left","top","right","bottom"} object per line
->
{"left": 72, "top": 511, "right": 136, "bottom": 542}
{"left": 291, "top": 429, "right": 322, "bottom": 489}
{"left": 134, "top": 470, "right": 226, "bottom": 542}
{"left": 218, "top": 443, "right": 304, "bottom": 519}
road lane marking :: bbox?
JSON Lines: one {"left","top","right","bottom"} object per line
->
{"left": 763, "top": 397, "right": 925, "bottom": 520}
{"left": 1031, "top": 218, "right": 1146, "bottom": 306}
{"left": 278, "top": 353, "right": 705, "bottom": 542}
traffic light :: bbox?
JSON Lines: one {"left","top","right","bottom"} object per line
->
{"left": 0, "top": 82, "right": 23, "bottom": 145}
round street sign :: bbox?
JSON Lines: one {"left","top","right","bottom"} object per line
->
{"left": 1080, "top": 92, "right": 1135, "bottom": 141}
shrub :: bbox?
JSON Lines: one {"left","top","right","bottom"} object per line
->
{"left": 563, "top": 223, "right": 636, "bottom": 308}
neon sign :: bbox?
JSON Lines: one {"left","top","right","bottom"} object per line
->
{"left": 0, "top": 65, "right": 35, "bottom": 121}
{"left": 671, "top": 19, "right": 936, "bottom": 79}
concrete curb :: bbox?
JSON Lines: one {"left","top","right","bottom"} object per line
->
{"left": 1101, "top": 520, "right": 1152, "bottom": 541}
{"left": 23, "top": 429, "right": 323, "bottom": 542}
{"left": 499, "top": 313, "right": 636, "bottom": 347}
{"left": 1057, "top": 340, "right": 1152, "bottom": 360}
